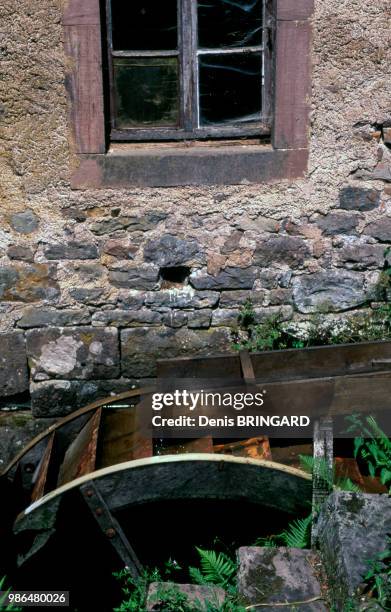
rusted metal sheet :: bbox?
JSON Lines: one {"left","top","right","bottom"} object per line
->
{"left": 57, "top": 408, "right": 102, "bottom": 486}
{"left": 214, "top": 437, "right": 272, "bottom": 461}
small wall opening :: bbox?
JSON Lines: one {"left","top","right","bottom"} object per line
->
{"left": 159, "top": 266, "right": 190, "bottom": 288}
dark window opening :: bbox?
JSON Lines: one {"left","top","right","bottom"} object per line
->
{"left": 105, "top": 0, "right": 273, "bottom": 142}
{"left": 159, "top": 266, "right": 190, "bottom": 287}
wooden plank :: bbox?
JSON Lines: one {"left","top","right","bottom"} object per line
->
{"left": 273, "top": 20, "right": 312, "bottom": 149}
{"left": 160, "top": 341, "right": 391, "bottom": 383}
{"left": 240, "top": 350, "right": 256, "bottom": 383}
{"left": 277, "top": 0, "right": 315, "bottom": 21}
{"left": 98, "top": 408, "right": 154, "bottom": 467}
{"left": 64, "top": 25, "right": 105, "bottom": 154}
{"left": 31, "top": 433, "right": 55, "bottom": 502}
{"left": 62, "top": 0, "right": 101, "bottom": 25}
{"left": 130, "top": 399, "right": 153, "bottom": 460}
{"left": 269, "top": 443, "right": 312, "bottom": 469}
{"left": 57, "top": 408, "right": 102, "bottom": 486}
{"left": 157, "top": 437, "right": 214, "bottom": 456}
{"left": 214, "top": 437, "right": 272, "bottom": 460}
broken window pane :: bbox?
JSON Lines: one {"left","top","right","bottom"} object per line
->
{"left": 113, "top": 58, "right": 179, "bottom": 128}
{"left": 198, "top": 0, "right": 263, "bottom": 49}
{"left": 111, "top": 0, "right": 178, "bottom": 51}
{"left": 199, "top": 53, "right": 262, "bottom": 125}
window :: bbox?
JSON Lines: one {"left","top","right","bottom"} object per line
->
{"left": 63, "top": 0, "right": 314, "bottom": 188}
{"left": 106, "top": 0, "right": 272, "bottom": 142}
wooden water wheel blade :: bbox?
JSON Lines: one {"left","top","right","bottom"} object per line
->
{"left": 98, "top": 408, "right": 153, "bottom": 468}
{"left": 57, "top": 408, "right": 102, "bottom": 487}
{"left": 213, "top": 436, "right": 272, "bottom": 460}
{"left": 129, "top": 398, "right": 153, "bottom": 460}
{"left": 31, "top": 432, "right": 55, "bottom": 503}
{"left": 156, "top": 437, "right": 214, "bottom": 456}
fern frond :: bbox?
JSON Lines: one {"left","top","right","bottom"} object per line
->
{"left": 195, "top": 548, "right": 237, "bottom": 588}
{"left": 189, "top": 566, "right": 208, "bottom": 586}
{"left": 335, "top": 477, "right": 361, "bottom": 493}
{"left": 281, "top": 514, "right": 312, "bottom": 549}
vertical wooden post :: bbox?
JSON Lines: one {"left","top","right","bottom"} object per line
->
{"left": 311, "top": 416, "right": 333, "bottom": 546}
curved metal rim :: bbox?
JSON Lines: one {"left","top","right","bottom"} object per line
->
{"left": 23, "top": 453, "right": 312, "bottom": 516}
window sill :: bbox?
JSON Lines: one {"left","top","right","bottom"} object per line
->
{"left": 70, "top": 144, "right": 309, "bottom": 189}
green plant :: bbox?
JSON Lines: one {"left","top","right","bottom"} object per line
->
{"left": 363, "top": 538, "right": 391, "bottom": 610}
{"left": 113, "top": 567, "right": 160, "bottom": 611}
{"left": 299, "top": 455, "right": 362, "bottom": 493}
{"left": 189, "top": 548, "right": 237, "bottom": 591}
{"left": 255, "top": 514, "right": 312, "bottom": 549}
{"left": 346, "top": 415, "right": 391, "bottom": 494}
{"left": 0, "top": 577, "right": 21, "bottom": 612}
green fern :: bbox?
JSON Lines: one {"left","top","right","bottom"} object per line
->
{"left": 281, "top": 514, "right": 312, "bottom": 549}
{"left": 190, "top": 548, "right": 237, "bottom": 589}
{"left": 188, "top": 566, "right": 208, "bottom": 586}
{"left": 347, "top": 415, "right": 391, "bottom": 493}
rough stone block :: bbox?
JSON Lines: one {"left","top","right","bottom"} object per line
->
{"left": 188, "top": 309, "right": 212, "bottom": 328}
{"left": 146, "top": 583, "right": 226, "bottom": 611}
{"left": 10, "top": 209, "right": 39, "bottom": 234}
{"left": 26, "top": 327, "right": 120, "bottom": 381}
{"left": 317, "top": 492, "right": 391, "bottom": 607}
{"left": 44, "top": 241, "right": 99, "bottom": 260}
{"left": 292, "top": 271, "right": 366, "bottom": 313}
{"left": 121, "top": 326, "right": 233, "bottom": 377}
{"left": 337, "top": 242, "right": 384, "bottom": 270}
{"left": 17, "top": 308, "right": 91, "bottom": 328}
{"left": 237, "top": 547, "right": 326, "bottom": 611}
{"left": 102, "top": 238, "right": 138, "bottom": 259}
{"left": 144, "top": 234, "right": 203, "bottom": 267}
{"left": 89, "top": 212, "right": 167, "bottom": 235}
{"left": 109, "top": 265, "right": 159, "bottom": 290}
{"left": 212, "top": 306, "right": 293, "bottom": 327}
{"left": 7, "top": 245, "right": 35, "bottom": 262}
{"left": 162, "top": 310, "right": 188, "bottom": 328}
{"left": 339, "top": 187, "right": 380, "bottom": 212}
{"left": 315, "top": 212, "right": 361, "bottom": 236}
{"left": 0, "top": 411, "right": 55, "bottom": 469}
{"left": 254, "top": 235, "right": 310, "bottom": 268}
{"left": 30, "top": 378, "right": 139, "bottom": 417}
{"left": 190, "top": 266, "right": 258, "bottom": 290}
{"left": 219, "top": 290, "right": 265, "bottom": 308}
{"left": 0, "top": 264, "right": 60, "bottom": 302}
{"left": 144, "top": 288, "right": 219, "bottom": 309}
{"left": 0, "top": 332, "right": 29, "bottom": 396}
{"left": 92, "top": 309, "right": 162, "bottom": 327}
{"left": 69, "top": 287, "right": 107, "bottom": 305}
{"left": 364, "top": 218, "right": 391, "bottom": 242}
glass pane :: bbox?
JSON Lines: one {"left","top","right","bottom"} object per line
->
{"left": 198, "top": 0, "right": 263, "bottom": 49}
{"left": 111, "top": 0, "right": 178, "bottom": 51}
{"left": 199, "top": 53, "right": 262, "bottom": 125}
{"left": 113, "top": 58, "right": 179, "bottom": 128}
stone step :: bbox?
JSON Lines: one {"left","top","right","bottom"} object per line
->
{"left": 237, "top": 546, "right": 328, "bottom": 611}
{"left": 146, "top": 582, "right": 226, "bottom": 611}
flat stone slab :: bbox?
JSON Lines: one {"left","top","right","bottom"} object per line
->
{"left": 237, "top": 547, "right": 327, "bottom": 611}
{"left": 146, "top": 582, "right": 226, "bottom": 611}
{"left": 317, "top": 492, "right": 391, "bottom": 607}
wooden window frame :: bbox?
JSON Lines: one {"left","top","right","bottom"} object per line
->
{"left": 106, "top": 0, "right": 272, "bottom": 142}
{"left": 64, "top": 0, "right": 314, "bottom": 188}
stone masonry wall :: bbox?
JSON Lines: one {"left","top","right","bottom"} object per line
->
{"left": 0, "top": 0, "right": 391, "bottom": 415}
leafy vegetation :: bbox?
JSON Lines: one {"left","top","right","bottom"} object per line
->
{"left": 189, "top": 548, "right": 237, "bottom": 591}
{"left": 299, "top": 454, "right": 361, "bottom": 493}
{"left": 363, "top": 538, "right": 391, "bottom": 610}
{"left": 347, "top": 415, "right": 391, "bottom": 494}
{"left": 255, "top": 514, "right": 312, "bottom": 549}
{"left": 232, "top": 298, "right": 391, "bottom": 353}
{"left": 0, "top": 577, "right": 21, "bottom": 612}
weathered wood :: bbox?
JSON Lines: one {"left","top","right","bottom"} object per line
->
{"left": 159, "top": 341, "right": 391, "bottom": 382}
{"left": 334, "top": 458, "right": 364, "bottom": 486}
{"left": 98, "top": 410, "right": 139, "bottom": 468}
{"left": 130, "top": 399, "right": 153, "bottom": 460}
{"left": 1, "top": 387, "right": 154, "bottom": 478}
{"left": 277, "top": 0, "right": 315, "bottom": 21}
{"left": 273, "top": 20, "right": 312, "bottom": 149}
{"left": 62, "top": 0, "right": 101, "bottom": 26}
{"left": 111, "top": 123, "right": 270, "bottom": 142}
{"left": 214, "top": 437, "right": 272, "bottom": 460}
{"left": 312, "top": 417, "right": 333, "bottom": 545}
{"left": 57, "top": 409, "right": 102, "bottom": 486}
{"left": 64, "top": 25, "right": 106, "bottom": 154}
{"left": 31, "top": 432, "right": 55, "bottom": 502}
{"left": 240, "top": 350, "right": 256, "bottom": 384}
{"left": 80, "top": 480, "right": 142, "bottom": 578}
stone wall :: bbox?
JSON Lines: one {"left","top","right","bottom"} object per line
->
{"left": 0, "top": 0, "right": 391, "bottom": 415}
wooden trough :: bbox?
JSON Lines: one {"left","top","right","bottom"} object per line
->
{"left": 1, "top": 340, "right": 390, "bottom": 576}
